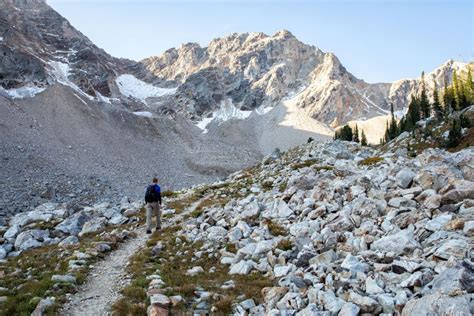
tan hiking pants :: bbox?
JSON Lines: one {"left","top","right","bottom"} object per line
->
{"left": 146, "top": 202, "right": 161, "bottom": 231}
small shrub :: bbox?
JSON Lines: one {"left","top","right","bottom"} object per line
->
{"left": 213, "top": 297, "right": 234, "bottom": 314}
{"left": 161, "top": 190, "right": 176, "bottom": 198}
{"left": 265, "top": 220, "right": 287, "bottom": 237}
{"left": 278, "top": 181, "right": 287, "bottom": 192}
{"left": 358, "top": 156, "right": 384, "bottom": 166}
{"left": 291, "top": 159, "right": 317, "bottom": 170}
{"left": 276, "top": 239, "right": 293, "bottom": 251}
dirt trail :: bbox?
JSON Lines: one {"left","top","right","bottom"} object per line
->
{"left": 60, "top": 198, "right": 201, "bottom": 316}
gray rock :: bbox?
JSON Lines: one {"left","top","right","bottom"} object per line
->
{"left": 59, "top": 236, "right": 80, "bottom": 247}
{"left": 423, "top": 260, "right": 474, "bottom": 294}
{"left": 341, "top": 254, "right": 369, "bottom": 273}
{"left": 55, "top": 212, "right": 91, "bottom": 236}
{"left": 434, "top": 239, "right": 469, "bottom": 260}
{"left": 229, "top": 260, "right": 255, "bottom": 275}
{"left": 309, "top": 249, "right": 337, "bottom": 266}
{"left": 14, "top": 229, "right": 50, "bottom": 251}
{"left": 32, "top": 297, "right": 56, "bottom": 316}
{"left": 371, "top": 227, "right": 421, "bottom": 256}
{"left": 52, "top": 274, "right": 76, "bottom": 284}
{"left": 401, "top": 292, "right": 471, "bottom": 316}
{"left": 338, "top": 302, "right": 360, "bottom": 316}
{"left": 396, "top": 169, "right": 416, "bottom": 189}
{"left": 79, "top": 217, "right": 107, "bottom": 236}
{"left": 463, "top": 221, "right": 474, "bottom": 236}
{"left": 240, "top": 298, "right": 256, "bottom": 310}
{"left": 206, "top": 226, "right": 228, "bottom": 241}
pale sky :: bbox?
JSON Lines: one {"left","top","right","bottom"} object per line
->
{"left": 47, "top": 0, "right": 473, "bottom": 83}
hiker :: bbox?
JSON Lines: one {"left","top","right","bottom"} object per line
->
{"left": 145, "top": 177, "right": 162, "bottom": 234}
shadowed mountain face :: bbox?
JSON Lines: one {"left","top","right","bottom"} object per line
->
{"left": 0, "top": 0, "right": 135, "bottom": 97}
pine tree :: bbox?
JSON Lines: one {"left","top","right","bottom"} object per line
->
{"left": 419, "top": 71, "right": 431, "bottom": 118}
{"left": 447, "top": 118, "right": 462, "bottom": 148}
{"left": 466, "top": 67, "right": 473, "bottom": 104}
{"left": 353, "top": 124, "right": 360, "bottom": 143}
{"left": 360, "top": 129, "right": 368, "bottom": 146}
{"left": 406, "top": 96, "right": 420, "bottom": 129}
{"left": 453, "top": 70, "right": 460, "bottom": 110}
{"left": 388, "top": 103, "right": 398, "bottom": 139}
{"left": 432, "top": 83, "right": 442, "bottom": 120}
{"left": 443, "top": 82, "right": 454, "bottom": 116}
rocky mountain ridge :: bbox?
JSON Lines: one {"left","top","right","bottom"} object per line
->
{"left": 140, "top": 31, "right": 467, "bottom": 127}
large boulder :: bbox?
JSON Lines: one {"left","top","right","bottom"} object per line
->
{"left": 371, "top": 227, "right": 421, "bottom": 256}
{"left": 55, "top": 212, "right": 91, "bottom": 236}
{"left": 262, "top": 199, "right": 294, "bottom": 219}
{"left": 401, "top": 292, "right": 472, "bottom": 316}
{"left": 396, "top": 169, "right": 416, "bottom": 189}
{"left": 14, "top": 229, "right": 50, "bottom": 251}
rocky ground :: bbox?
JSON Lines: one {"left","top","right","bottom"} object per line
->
{"left": 0, "top": 140, "right": 472, "bottom": 315}
{"left": 114, "top": 140, "right": 473, "bottom": 315}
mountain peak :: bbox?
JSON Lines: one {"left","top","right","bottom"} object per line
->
{"left": 273, "top": 29, "right": 295, "bottom": 39}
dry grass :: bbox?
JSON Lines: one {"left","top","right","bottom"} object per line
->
{"left": 119, "top": 221, "right": 274, "bottom": 314}
{"left": 265, "top": 220, "right": 287, "bottom": 237}
{"left": 291, "top": 159, "right": 317, "bottom": 170}
{"left": 358, "top": 156, "right": 384, "bottom": 166}
{"left": 276, "top": 239, "right": 294, "bottom": 251}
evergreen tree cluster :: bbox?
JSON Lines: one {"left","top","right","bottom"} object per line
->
{"left": 334, "top": 124, "right": 368, "bottom": 146}
{"left": 382, "top": 67, "right": 473, "bottom": 146}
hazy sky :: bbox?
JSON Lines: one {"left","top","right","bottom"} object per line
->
{"left": 47, "top": 0, "right": 472, "bottom": 83}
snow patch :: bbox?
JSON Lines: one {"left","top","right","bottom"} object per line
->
{"left": 116, "top": 74, "right": 177, "bottom": 105}
{"left": 48, "top": 61, "right": 94, "bottom": 100}
{"left": 195, "top": 99, "right": 254, "bottom": 133}
{"left": 132, "top": 111, "right": 154, "bottom": 118}
{"left": 0, "top": 85, "right": 45, "bottom": 99}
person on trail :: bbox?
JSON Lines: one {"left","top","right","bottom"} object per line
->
{"left": 145, "top": 177, "right": 162, "bottom": 234}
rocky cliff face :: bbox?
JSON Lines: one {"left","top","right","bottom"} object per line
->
{"left": 140, "top": 31, "right": 467, "bottom": 126}
{"left": 0, "top": 0, "right": 134, "bottom": 98}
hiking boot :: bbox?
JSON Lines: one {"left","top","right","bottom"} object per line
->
{"left": 156, "top": 226, "right": 161, "bottom": 231}
{"left": 146, "top": 230, "right": 152, "bottom": 234}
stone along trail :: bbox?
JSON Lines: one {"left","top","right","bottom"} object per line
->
{"left": 60, "top": 199, "right": 201, "bottom": 316}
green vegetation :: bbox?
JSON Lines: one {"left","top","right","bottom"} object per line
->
{"left": 0, "top": 223, "right": 137, "bottom": 316}
{"left": 382, "top": 66, "right": 473, "bottom": 148}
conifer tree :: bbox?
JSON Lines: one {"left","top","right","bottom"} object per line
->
{"left": 466, "top": 67, "right": 473, "bottom": 104}
{"left": 443, "top": 82, "right": 454, "bottom": 116}
{"left": 360, "top": 129, "right": 368, "bottom": 146}
{"left": 453, "top": 70, "right": 460, "bottom": 110}
{"left": 447, "top": 118, "right": 462, "bottom": 148}
{"left": 419, "top": 71, "right": 431, "bottom": 118}
{"left": 353, "top": 124, "right": 360, "bottom": 143}
{"left": 432, "top": 83, "right": 442, "bottom": 120}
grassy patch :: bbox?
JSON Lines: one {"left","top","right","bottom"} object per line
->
{"left": 291, "top": 159, "right": 317, "bottom": 170}
{"left": 313, "top": 165, "right": 334, "bottom": 172}
{"left": 276, "top": 239, "right": 294, "bottom": 251}
{"left": 161, "top": 190, "right": 176, "bottom": 198}
{"left": 265, "top": 220, "right": 287, "bottom": 237}
{"left": 358, "top": 156, "right": 384, "bottom": 166}
{"left": 0, "top": 223, "right": 137, "bottom": 316}
{"left": 118, "top": 221, "right": 274, "bottom": 314}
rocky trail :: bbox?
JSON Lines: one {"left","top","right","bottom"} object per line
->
{"left": 60, "top": 227, "right": 149, "bottom": 316}
{"left": 59, "top": 198, "right": 202, "bottom": 316}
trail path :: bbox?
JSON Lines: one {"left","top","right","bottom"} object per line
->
{"left": 60, "top": 198, "right": 201, "bottom": 316}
